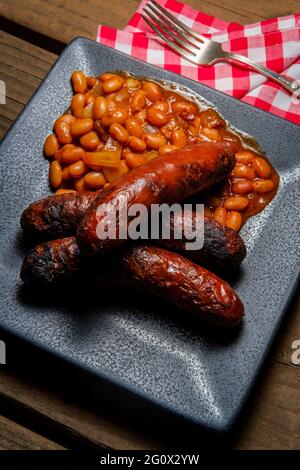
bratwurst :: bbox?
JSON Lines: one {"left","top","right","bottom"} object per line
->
{"left": 77, "top": 142, "right": 237, "bottom": 257}
{"left": 21, "top": 239, "right": 244, "bottom": 327}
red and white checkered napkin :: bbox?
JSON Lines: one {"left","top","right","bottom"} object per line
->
{"left": 97, "top": 0, "right": 300, "bottom": 125}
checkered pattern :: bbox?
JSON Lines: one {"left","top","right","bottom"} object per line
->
{"left": 97, "top": 0, "right": 300, "bottom": 124}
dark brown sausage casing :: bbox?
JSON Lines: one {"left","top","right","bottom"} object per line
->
{"left": 20, "top": 191, "right": 98, "bottom": 240}
{"left": 77, "top": 142, "right": 237, "bottom": 257}
{"left": 159, "top": 211, "right": 246, "bottom": 273}
{"left": 20, "top": 197, "right": 246, "bottom": 274}
{"left": 21, "top": 238, "right": 244, "bottom": 327}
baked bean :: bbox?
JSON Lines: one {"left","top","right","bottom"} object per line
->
{"left": 235, "top": 150, "right": 255, "bottom": 165}
{"left": 71, "top": 71, "right": 87, "bottom": 94}
{"left": 102, "top": 75, "right": 125, "bottom": 94}
{"left": 54, "top": 144, "right": 73, "bottom": 164}
{"left": 109, "top": 123, "right": 129, "bottom": 145}
{"left": 114, "top": 88, "right": 130, "bottom": 106}
{"left": 55, "top": 189, "right": 77, "bottom": 195}
{"left": 86, "top": 76, "right": 98, "bottom": 88}
{"left": 128, "top": 136, "right": 147, "bottom": 152}
{"left": 62, "top": 146, "right": 85, "bottom": 164}
{"left": 252, "top": 157, "right": 271, "bottom": 179}
{"left": 143, "top": 81, "right": 162, "bottom": 102}
{"left": 93, "top": 96, "right": 108, "bottom": 120}
{"left": 71, "top": 93, "right": 86, "bottom": 118}
{"left": 253, "top": 179, "right": 274, "bottom": 193}
{"left": 70, "top": 119, "right": 94, "bottom": 137}
{"left": 54, "top": 120, "right": 72, "bottom": 144}
{"left": 101, "top": 108, "right": 128, "bottom": 127}
{"left": 44, "top": 134, "right": 59, "bottom": 158}
{"left": 80, "top": 131, "right": 100, "bottom": 150}
{"left": 171, "top": 128, "right": 187, "bottom": 148}
{"left": 226, "top": 211, "right": 242, "bottom": 231}
{"left": 201, "top": 127, "right": 220, "bottom": 141}
{"left": 84, "top": 171, "right": 106, "bottom": 189}
{"left": 145, "top": 133, "right": 167, "bottom": 150}
{"left": 223, "top": 196, "right": 249, "bottom": 211}
{"left": 131, "top": 90, "right": 146, "bottom": 112}
{"left": 68, "top": 160, "right": 89, "bottom": 178}
{"left": 126, "top": 78, "right": 141, "bottom": 90}
{"left": 159, "top": 145, "right": 179, "bottom": 155}
{"left": 74, "top": 177, "right": 86, "bottom": 192}
{"left": 125, "top": 153, "right": 146, "bottom": 169}
{"left": 49, "top": 161, "right": 62, "bottom": 188}
{"left": 231, "top": 179, "right": 253, "bottom": 195}
{"left": 199, "top": 108, "right": 225, "bottom": 128}
{"left": 55, "top": 114, "right": 76, "bottom": 125}
{"left": 147, "top": 106, "right": 170, "bottom": 127}
{"left": 125, "top": 118, "right": 143, "bottom": 138}
{"left": 99, "top": 73, "right": 115, "bottom": 82}
{"left": 172, "top": 101, "right": 197, "bottom": 119}
{"left": 62, "top": 167, "right": 71, "bottom": 181}
{"left": 232, "top": 164, "right": 255, "bottom": 180}
{"left": 213, "top": 207, "right": 227, "bottom": 226}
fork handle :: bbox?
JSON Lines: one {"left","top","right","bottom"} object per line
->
{"left": 225, "top": 52, "right": 299, "bottom": 95}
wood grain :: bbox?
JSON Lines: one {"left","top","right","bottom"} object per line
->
{"left": 0, "top": 0, "right": 300, "bottom": 449}
{"left": 0, "top": 415, "right": 64, "bottom": 450}
{"left": 1, "top": 0, "right": 300, "bottom": 47}
{"left": 0, "top": 30, "right": 57, "bottom": 139}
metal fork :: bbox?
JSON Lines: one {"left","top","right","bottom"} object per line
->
{"left": 142, "top": 0, "right": 299, "bottom": 95}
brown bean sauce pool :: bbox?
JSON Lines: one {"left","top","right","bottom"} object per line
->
{"left": 43, "top": 71, "right": 279, "bottom": 232}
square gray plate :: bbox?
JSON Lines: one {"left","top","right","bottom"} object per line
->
{"left": 0, "top": 38, "right": 299, "bottom": 433}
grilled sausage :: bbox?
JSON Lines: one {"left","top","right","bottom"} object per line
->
{"left": 158, "top": 211, "right": 246, "bottom": 273}
{"left": 21, "top": 239, "right": 244, "bottom": 327}
{"left": 21, "top": 191, "right": 98, "bottom": 240}
{"left": 20, "top": 199, "right": 246, "bottom": 274}
{"left": 77, "top": 142, "right": 237, "bottom": 257}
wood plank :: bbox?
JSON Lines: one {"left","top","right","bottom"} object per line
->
{"left": 232, "top": 289, "right": 300, "bottom": 449}
{"left": 0, "top": 30, "right": 57, "bottom": 139}
{"left": 0, "top": 415, "right": 65, "bottom": 450}
{"left": 1, "top": 0, "right": 299, "bottom": 51}
{"left": 0, "top": 30, "right": 299, "bottom": 450}
{"left": 0, "top": 367, "right": 161, "bottom": 450}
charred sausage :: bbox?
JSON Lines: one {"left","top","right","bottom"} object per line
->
{"left": 77, "top": 142, "right": 237, "bottom": 257}
{"left": 20, "top": 198, "right": 246, "bottom": 274}
{"left": 21, "top": 239, "right": 244, "bottom": 327}
{"left": 21, "top": 191, "right": 98, "bottom": 240}
{"left": 158, "top": 211, "right": 246, "bottom": 273}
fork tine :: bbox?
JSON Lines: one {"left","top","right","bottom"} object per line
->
{"left": 150, "top": 0, "right": 209, "bottom": 43}
{"left": 143, "top": 8, "right": 199, "bottom": 54}
{"left": 146, "top": 2, "right": 202, "bottom": 49}
{"left": 141, "top": 14, "right": 198, "bottom": 64}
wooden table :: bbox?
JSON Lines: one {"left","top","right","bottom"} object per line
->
{"left": 0, "top": 0, "right": 299, "bottom": 450}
